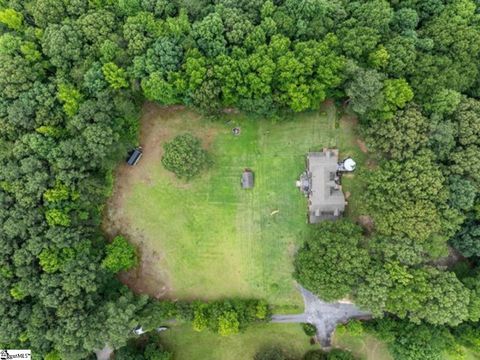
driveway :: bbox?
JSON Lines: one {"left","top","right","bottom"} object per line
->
{"left": 272, "top": 286, "right": 371, "bottom": 346}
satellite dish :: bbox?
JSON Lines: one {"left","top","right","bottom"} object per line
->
{"left": 343, "top": 158, "right": 356, "bottom": 171}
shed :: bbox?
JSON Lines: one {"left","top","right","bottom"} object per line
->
{"left": 127, "top": 148, "right": 142, "bottom": 166}
{"left": 241, "top": 169, "right": 254, "bottom": 189}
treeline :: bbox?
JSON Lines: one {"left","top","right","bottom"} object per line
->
{"left": 0, "top": 0, "right": 480, "bottom": 358}
{"left": 138, "top": 298, "right": 270, "bottom": 336}
{"left": 334, "top": 317, "right": 480, "bottom": 360}
{"left": 118, "top": 298, "right": 269, "bottom": 359}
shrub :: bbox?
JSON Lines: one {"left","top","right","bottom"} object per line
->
{"left": 218, "top": 310, "right": 240, "bottom": 336}
{"left": 161, "top": 133, "right": 210, "bottom": 179}
{"left": 254, "top": 347, "right": 289, "bottom": 360}
{"left": 327, "top": 349, "right": 356, "bottom": 360}
{"left": 45, "top": 209, "right": 71, "bottom": 227}
{"left": 343, "top": 320, "right": 364, "bottom": 337}
{"left": 116, "top": 334, "right": 172, "bottom": 360}
{"left": 102, "top": 235, "right": 138, "bottom": 273}
{"left": 302, "top": 323, "right": 317, "bottom": 336}
{"left": 44, "top": 352, "right": 61, "bottom": 360}
{"left": 303, "top": 350, "right": 327, "bottom": 360}
{"left": 255, "top": 300, "right": 269, "bottom": 320}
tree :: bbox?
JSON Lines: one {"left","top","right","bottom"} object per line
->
{"left": 0, "top": 8, "right": 23, "bottom": 30}
{"left": 41, "top": 21, "right": 83, "bottom": 69}
{"left": 345, "top": 65, "right": 384, "bottom": 116}
{"left": 192, "top": 13, "right": 226, "bottom": 57}
{"left": 217, "top": 310, "right": 240, "bottom": 336}
{"left": 116, "top": 334, "right": 172, "bottom": 360}
{"left": 447, "top": 176, "right": 477, "bottom": 212}
{"left": 357, "top": 263, "right": 471, "bottom": 326}
{"left": 364, "top": 105, "right": 429, "bottom": 160}
{"left": 141, "top": 72, "right": 179, "bottom": 104}
{"left": 102, "top": 235, "right": 138, "bottom": 273}
{"left": 102, "top": 62, "right": 129, "bottom": 90}
{"left": 161, "top": 133, "right": 210, "bottom": 179}
{"left": 391, "top": 8, "right": 419, "bottom": 33}
{"left": 378, "top": 78, "right": 414, "bottom": 120}
{"left": 366, "top": 317, "right": 458, "bottom": 360}
{"left": 32, "top": 0, "right": 67, "bottom": 28}
{"left": 450, "top": 221, "right": 480, "bottom": 257}
{"left": 384, "top": 36, "right": 417, "bottom": 77}
{"left": 455, "top": 98, "right": 480, "bottom": 147}
{"left": 294, "top": 220, "right": 370, "bottom": 301}
{"left": 57, "top": 84, "right": 82, "bottom": 117}
{"left": 423, "top": 88, "right": 462, "bottom": 117}
{"left": 361, "top": 151, "right": 462, "bottom": 249}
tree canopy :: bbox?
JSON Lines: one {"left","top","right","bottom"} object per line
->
{"left": 2, "top": 0, "right": 480, "bottom": 357}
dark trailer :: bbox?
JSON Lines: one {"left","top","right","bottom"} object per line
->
{"left": 127, "top": 148, "right": 143, "bottom": 166}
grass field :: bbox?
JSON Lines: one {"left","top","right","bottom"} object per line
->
{"left": 332, "top": 332, "right": 393, "bottom": 360}
{"left": 105, "top": 102, "right": 366, "bottom": 311}
{"left": 159, "top": 322, "right": 319, "bottom": 360}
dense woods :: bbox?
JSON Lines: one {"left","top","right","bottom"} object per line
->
{"left": 1, "top": 0, "right": 480, "bottom": 358}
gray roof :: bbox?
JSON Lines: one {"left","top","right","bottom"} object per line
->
{"left": 127, "top": 149, "right": 142, "bottom": 166}
{"left": 241, "top": 170, "right": 254, "bottom": 189}
{"left": 304, "top": 149, "right": 345, "bottom": 223}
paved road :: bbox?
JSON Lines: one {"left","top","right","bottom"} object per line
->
{"left": 272, "top": 286, "right": 371, "bottom": 347}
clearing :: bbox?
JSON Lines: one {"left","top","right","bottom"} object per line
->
{"left": 104, "top": 102, "right": 366, "bottom": 310}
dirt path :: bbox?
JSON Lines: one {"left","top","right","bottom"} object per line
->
{"left": 271, "top": 286, "right": 371, "bottom": 347}
{"left": 95, "top": 345, "right": 113, "bottom": 360}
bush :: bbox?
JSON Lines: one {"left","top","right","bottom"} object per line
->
{"left": 102, "top": 235, "right": 138, "bottom": 273}
{"left": 161, "top": 133, "right": 210, "bottom": 179}
{"left": 254, "top": 347, "right": 289, "bottom": 360}
{"left": 116, "top": 334, "right": 172, "bottom": 360}
{"left": 303, "top": 350, "right": 327, "bottom": 360}
{"left": 327, "top": 349, "right": 356, "bottom": 360}
{"left": 302, "top": 323, "right": 317, "bottom": 336}
{"left": 190, "top": 299, "right": 268, "bottom": 335}
{"left": 343, "top": 320, "right": 364, "bottom": 337}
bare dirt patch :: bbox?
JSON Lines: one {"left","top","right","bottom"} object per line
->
{"left": 103, "top": 103, "right": 214, "bottom": 298}
{"left": 358, "top": 215, "right": 375, "bottom": 235}
{"left": 356, "top": 139, "right": 368, "bottom": 153}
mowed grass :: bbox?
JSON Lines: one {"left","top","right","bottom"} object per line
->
{"left": 332, "top": 332, "right": 393, "bottom": 360}
{"left": 118, "top": 103, "right": 365, "bottom": 310}
{"left": 159, "top": 322, "right": 318, "bottom": 360}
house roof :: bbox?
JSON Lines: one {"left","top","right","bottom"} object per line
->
{"left": 306, "top": 149, "right": 345, "bottom": 223}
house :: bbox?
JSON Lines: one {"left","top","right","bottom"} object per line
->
{"left": 127, "top": 148, "right": 142, "bottom": 166}
{"left": 241, "top": 169, "right": 254, "bottom": 189}
{"left": 296, "top": 149, "right": 352, "bottom": 223}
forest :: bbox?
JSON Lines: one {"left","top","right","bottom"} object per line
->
{"left": 0, "top": 0, "right": 480, "bottom": 359}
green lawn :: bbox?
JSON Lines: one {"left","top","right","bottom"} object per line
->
{"left": 111, "top": 103, "right": 365, "bottom": 310}
{"left": 332, "top": 332, "right": 393, "bottom": 360}
{"left": 159, "top": 322, "right": 318, "bottom": 360}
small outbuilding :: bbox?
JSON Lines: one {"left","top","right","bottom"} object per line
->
{"left": 127, "top": 148, "right": 143, "bottom": 166}
{"left": 241, "top": 169, "right": 254, "bottom": 189}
